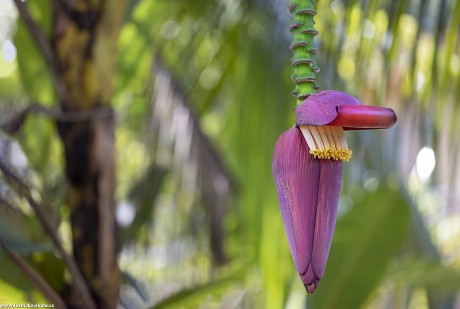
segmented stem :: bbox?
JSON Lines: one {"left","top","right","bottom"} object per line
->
{"left": 289, "top": 0, "right": 320, "bottom": 106}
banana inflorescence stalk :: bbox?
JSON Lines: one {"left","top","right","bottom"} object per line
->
{"left": 289, "top": 0, "right": 320, "bottom": 105}
{"left": 273, "top": 0, "right": 397, "bottom": 294}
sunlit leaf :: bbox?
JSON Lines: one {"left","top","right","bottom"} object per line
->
{"left": 0, "top": 279, "right": 29, "bottom": 303}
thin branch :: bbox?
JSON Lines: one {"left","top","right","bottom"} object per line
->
{"left": 29, "top": 103, "right": 114, "bottom": 122}
{"left": 0, "top": 103, "right": 114, "bottom": 134}
{"left": 12, "top": 0, "right": 69, "bottom": 102}
{"left": 0, "top": 158, "right": 96, "bottom": 309}
{"left": 0, "top": 242, "right": 68, "bottom": 309}
{"left": 12, "top": 0, "right": 53, "bottom": 67}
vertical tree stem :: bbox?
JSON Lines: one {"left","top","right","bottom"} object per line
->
{"left": 289, "top": 0, "right": 320, "bottom": 106}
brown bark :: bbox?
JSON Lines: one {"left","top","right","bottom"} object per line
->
{"left": 50, "top": 1, "right": 127, "bottom": 307}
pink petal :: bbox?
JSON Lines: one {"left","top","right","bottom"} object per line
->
{"left": 273, "top": 127, "right": 319, "bottom": 276}
{"left": 295, "top": 90, "right": 361, "bottom": 126}
{"left": 272, "top": 126, "right": 343, "bottom": 293}
{"left": 311, "top": 159, "right": 342, "bottom": 282}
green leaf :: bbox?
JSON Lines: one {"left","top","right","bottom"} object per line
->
{"left": 121, "top": 271, "right": 150, "bottom": 303}
{"left": 122, "top": 164, "right": 168, "bottom": 244}
{"left": 151, "top": 265, "right": 246, "bottom": 309}
{"left": 0, "top": 229, "right": 50, "bottom": 255}
{"left": 0, "top": 211, "right": 50, "bottom": 255}
{"left": 386, "top": 257, "right": 460, "bottom": 294}
{"left": 0, "top": 249, "right": 35, "bottom": 299}
{"left": 27, "top": 252, "right": 66, "bottom": 293}
{"left": 310, "top": 186, "right": 410, "bottom": 309}
{"left": 0, "top": 279, "right": 29, "bottom": 303}
{"left": 13, "top": 0, "right": 54, "bottom": 104}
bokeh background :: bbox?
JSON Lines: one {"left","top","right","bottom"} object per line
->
{"left": 0, "top": 0, "right": 460, "bottom": 308}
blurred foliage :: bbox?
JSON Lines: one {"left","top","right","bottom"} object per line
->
{"left": 310, "top": 186, "right": 410, "bottom": 309}
{"left": 0, "top": 0, "right": 460, "bottom": 308}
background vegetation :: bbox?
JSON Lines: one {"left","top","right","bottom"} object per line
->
{"left": 0, "top": 0, "right": 459, "bottom": 308}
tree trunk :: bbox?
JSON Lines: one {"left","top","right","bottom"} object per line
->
{"left": 51, "top": 1, "right": 127, "bottom": 307}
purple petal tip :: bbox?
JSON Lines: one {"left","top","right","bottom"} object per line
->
{"left": 301, "top": 266, "right": 320, "bottom": 294}
{"left": 305, "top": 283, "right": 317, "bottom": 294}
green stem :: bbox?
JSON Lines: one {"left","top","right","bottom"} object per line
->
{"left": 289, "top": 0, "right": 320, "bottom": 106}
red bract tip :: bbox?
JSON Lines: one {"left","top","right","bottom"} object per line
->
{"left": 329, "top": 105, "right": 397, "bottom": 130}
{"left": 295, "top": 90, "right": 397, "bottom": 130}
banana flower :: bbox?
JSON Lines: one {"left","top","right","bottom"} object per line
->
{"left": 272, "top": 90, "right": 396, "bottom": 293}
